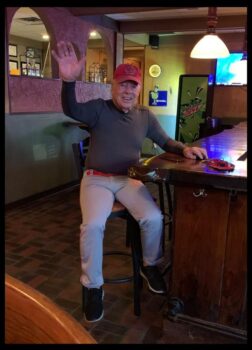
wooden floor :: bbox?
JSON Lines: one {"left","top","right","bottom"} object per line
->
{"left": 5, "top": 184, "right": 246, "bottom": 344}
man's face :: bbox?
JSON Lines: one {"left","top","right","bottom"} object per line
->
{"left": 112, "top": 80, "right": 141, "bottom": 113}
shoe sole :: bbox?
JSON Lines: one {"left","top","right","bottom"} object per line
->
{"left": 84, "top": 290, "right": 105, "bottom": 323}
{"left": 84, "top": 310, "right": 104, "bottom": 323}
{"left": 140, "top": 270, "right": 166, "bottom": 294}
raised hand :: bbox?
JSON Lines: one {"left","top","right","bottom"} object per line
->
{"left": 51, "top": 41, "right": 85, "bottom": 81}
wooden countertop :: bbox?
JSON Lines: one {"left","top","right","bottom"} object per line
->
{"left": 129, "top": 122, "right": 247, "bottom": 191}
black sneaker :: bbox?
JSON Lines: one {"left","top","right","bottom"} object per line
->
{"left": 140, "top": 266, "right": 167, "bottom": 294}
{"left": 82, "top": 286, "right": 104, "bottom": 322}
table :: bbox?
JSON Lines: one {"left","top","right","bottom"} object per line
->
{"left": 128, "top": 122, "right": 247, "bottom": 337}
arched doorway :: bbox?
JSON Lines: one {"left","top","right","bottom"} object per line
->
{"left": 9, "top": 7, "right": 51, "bottom": 78}
{"left": 85, "top": 30, "right": 111, "bottom": 84}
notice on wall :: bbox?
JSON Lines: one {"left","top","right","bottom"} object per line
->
{"left": 149, "top": 89, "right": 168, "bottom": 106}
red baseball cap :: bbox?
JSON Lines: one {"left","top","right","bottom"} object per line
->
{"left": 113, "top": 64, "right": 141, "bottom": 84}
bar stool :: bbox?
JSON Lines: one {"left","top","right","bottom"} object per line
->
{"left": 72, "top": 138, "right": 143, "bottom": 316}
{"left": 140, "top": 148, "right": 173, "bottom": 247}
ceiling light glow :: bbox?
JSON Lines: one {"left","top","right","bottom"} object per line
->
{"left": 42, "top": 34, "right": 50, "bottom": 40}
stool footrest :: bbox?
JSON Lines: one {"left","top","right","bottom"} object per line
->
{"left": 103, "top": 251, "right": 133, "bottom": 283}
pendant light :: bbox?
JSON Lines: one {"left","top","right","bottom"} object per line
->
{"left": 190, "top": 7, "right": 230, "bottom": 59}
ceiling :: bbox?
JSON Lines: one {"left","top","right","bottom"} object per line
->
{"left": 105, "top": 7, "right": 246, "bottom": 20}
{"left": 9, "top": 7, "right": 247, "bottom": 42}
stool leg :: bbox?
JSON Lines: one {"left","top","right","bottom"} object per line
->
{"left": 81, "top": 285, "right": 86, "bottom": 313}
{"left": 128, "top": 214, "right": 142, "bottom": 316}
{"left": 157, "top": 182, "right": 166, "bottom": 252}
{"left": 165, "top": 183, "right": 173, "bottom": 241}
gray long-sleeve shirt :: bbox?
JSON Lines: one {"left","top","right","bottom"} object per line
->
{"left": 62, "top": 81, "right": 185, "bottom": 174}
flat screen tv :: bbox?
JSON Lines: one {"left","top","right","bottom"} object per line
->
{"left": 215, "top": 52, "right": 247, "bottom": 86}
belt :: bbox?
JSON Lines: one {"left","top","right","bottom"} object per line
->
{"left": 85, "top": 169, "right": 122, "bottom": 177}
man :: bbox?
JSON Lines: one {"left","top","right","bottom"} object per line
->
{"left": 52, "top": 41, "right": 208, "bottom": 323}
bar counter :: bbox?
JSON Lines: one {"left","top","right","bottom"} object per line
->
{"left": 129, "top": 122, "right": 247, "bottom": 191}
{"left": 129, "top": 122, "right": 247, "bottom": 335}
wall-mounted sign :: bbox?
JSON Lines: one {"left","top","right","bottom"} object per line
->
{"left": 149, "top": 89, "right": 167, "bottom": 106}
{"left": 149, "top": 64, "right": 161, "bottom": 78}
{"left": 175, "top": 75, "right": 209, "bottom": 143}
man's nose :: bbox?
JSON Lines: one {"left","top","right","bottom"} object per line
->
{"left": 124, "top": 85, "right": 133, "bottom": 92}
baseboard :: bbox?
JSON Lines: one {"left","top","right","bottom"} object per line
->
{"left": 5, "top": 181, "right": 80, "bottom": 210}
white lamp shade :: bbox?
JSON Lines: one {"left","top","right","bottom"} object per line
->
{"left": 190, "top": 34, "right": 230, "bottom": 59}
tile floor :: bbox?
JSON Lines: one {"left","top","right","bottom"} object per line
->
{"left": 5, "top": 183, "right": 246, "bottom": 344}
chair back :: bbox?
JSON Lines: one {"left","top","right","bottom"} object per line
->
{"left": 5, "top": 274, "right": 96, "bottom": 344}
{"left": 72, "top": 138, "right": 90, "bottom": 179}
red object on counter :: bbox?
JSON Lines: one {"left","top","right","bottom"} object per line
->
{"left": 205, "top": 159, "right": 235, "bottom": 171}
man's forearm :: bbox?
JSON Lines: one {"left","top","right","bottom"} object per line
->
{"left": 61, "top": 81, "right": 77, "bottom": 117}
{"left": 162, "top": 138, "right": 186, "bottom": 155}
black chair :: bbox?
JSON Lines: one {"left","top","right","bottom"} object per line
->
{"left": 72, "top": 138, "right": 143, "bottom": 316}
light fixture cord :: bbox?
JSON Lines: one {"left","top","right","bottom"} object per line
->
{"left": 207, "top": 7, "right": 218, "bottom": 34}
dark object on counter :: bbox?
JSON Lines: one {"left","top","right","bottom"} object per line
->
{"left": 206, "top": 116, "right": 221, "bottom": 129}
{"left": 199, "top": 117, "right": 224, "bottom": 138}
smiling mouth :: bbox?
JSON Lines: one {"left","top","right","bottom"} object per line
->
{"left": 122, "top": 97, "right": 133, "bottom": 102}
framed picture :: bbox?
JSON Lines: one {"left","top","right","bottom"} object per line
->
{"left": 9, "top": 44, "right": 17, "bottom": 57}
{"left": 27, "top": 57, "right": 36, "bottom": 68}
{"left": 35, "top": 63, "right": 41, "bottom": 76}
{"left": 26, "top": 47, "right": 35, "bottom": 58}
{"left": 9, "top": 60, "right": 18, "bottom": 71}
{"left": 34, "top": 48, "right": 42, "bottom": 57}
{"left": 21, "top": 62, "right": 27, "bottom": 75}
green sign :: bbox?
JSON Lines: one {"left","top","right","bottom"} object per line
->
{"left": 176, "top": 75, "right": 209, "bottom": 143}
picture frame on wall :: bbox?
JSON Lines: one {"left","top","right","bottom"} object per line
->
{"left": 27, "top": 57, "right": 36, "bottom": 68}
{"left": 9, "top": 60, "right": 18, "bottom": 71}
{"left": 21, "top": 62, "right": 27, "bottom": 75}
{"left": 9, "top": 44, "right": 17, "bottom": 57}
{"left": 9, "top": 60, "right": 19, "bottom": 75}
{"left": 34, "top": 63, "right": 41, "bottom": 76}
{"left": 26, "top": 47, "right": 35, "bottom": 58}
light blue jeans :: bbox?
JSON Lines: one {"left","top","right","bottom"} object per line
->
{"left": 79, "top": 172, "right": 163, "bottom": 288}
